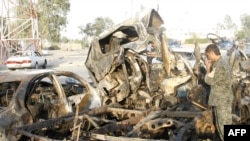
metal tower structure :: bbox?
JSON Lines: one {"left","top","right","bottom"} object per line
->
{"left": 0, "top": 0, "right": 40, "bottom": 64}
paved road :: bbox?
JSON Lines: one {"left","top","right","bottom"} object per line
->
{"left": 0, "top": 48, "right": 92, "bottom": 82}
{"left": 0, "top": 44, "right": 209, "bottom": 82}
{"left": 47, "top": 48, "right": 92, "bottom": 82}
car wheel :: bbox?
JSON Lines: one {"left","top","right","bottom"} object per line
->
{"left": 42, "top": 60, "right": 47, "bottom": 69}
{"left": 34, "top": 63, "right": 39, "bottom": 69}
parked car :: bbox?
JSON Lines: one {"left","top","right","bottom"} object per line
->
{"left": 0, "top": 69, "right": 102, "bottom": 140}
{"left": 206, "top": 33, "right": 234, "bottom": 50}
{"left": 168, "top": 38, "right": 182, "bottom": 48}
{"left": 218, "top": 39, "right": 234, "bottom": 50}
{"left": 6, "top": 50, "right": 47, "bottom": 70}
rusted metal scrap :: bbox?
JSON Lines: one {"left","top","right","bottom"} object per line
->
{"left": 12, "top": 106, "right": 204, "bottom": 140}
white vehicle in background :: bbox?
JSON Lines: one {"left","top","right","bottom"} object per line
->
{"left": 170, "top": 47, "right": 196, "bottom": 67}
{"left": 6, "top": 50, "right": 47, "bottom": 70}
{"left": 152, "top": 47, "right": 196, "bottom": 67}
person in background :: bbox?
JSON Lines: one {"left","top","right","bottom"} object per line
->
{"left": 204, "top": 44, "right": 234, "bottom": 141}
{"left": 146, "top": 41, "right": 155, "bottom": 65}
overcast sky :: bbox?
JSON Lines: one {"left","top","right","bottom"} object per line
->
{"left": 62, "top": 0, "right": 250, "bottom": 39}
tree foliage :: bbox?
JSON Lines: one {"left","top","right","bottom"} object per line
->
{"left": 215, "top": 23, "right": 225, "bottom": 30}
{"left": 14, "top": 0, "right": 33, "bottom": 37}
{"left": 78, "top": 17, "right": 114, "bottom": 37}
{"left": 14, "top": 0, "right": 70, "bottom": 42}
{"left": 215, "top": 15, "right": 237, "bottom": 30}
{"left": 37, "top": 0, "right": 70, "bottom": 42}
{"left": 237, "top": 14, "right": 250, "bottom": 38}
{"left": 224, "top": 15, "right": 237, "bottom": 30}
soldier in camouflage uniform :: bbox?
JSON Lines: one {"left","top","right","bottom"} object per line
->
{"left": 204, "top": 44, "right": 234, "bottom": 141}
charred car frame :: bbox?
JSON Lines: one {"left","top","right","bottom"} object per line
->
{"left": 1, "top": 9, "right": 250, "bottom": 141}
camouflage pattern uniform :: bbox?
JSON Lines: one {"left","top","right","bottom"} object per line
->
{"left": 205, "top": 56, "right": 234, "bottom": 141}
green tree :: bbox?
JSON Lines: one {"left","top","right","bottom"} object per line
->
{"left": 14, "top": 0, "right": 33, "bottom": 38}
{"left": 78, "top": 17, "right": 114, "bottom": 37}
{"left": 241, "top": 14, "right": 250, "bottom": 29}
{"left": 37, "top": 0, "right": 70, "bottom": 42}
{"left": 235, "top": 30, "right": 245, "bottom": 39}
{"left": 14, "top": 0, "right": 70, "bottom": 42}
{"left": 215, "top": 23, "right": 225, "bottom": 30}
{"left": 214, "top": 15, "right": 237, "bottom": 30}
{"left": 238, "top": 14, "right": 250, "bottom": 38}
{"left": 61, "top": 36, "right": 69, "bottom": 43}
{"left": 223, "top": 15, "right": 237, "bottom": 30}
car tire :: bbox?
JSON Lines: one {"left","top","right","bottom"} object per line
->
{"left": 34, "top": 63, "right": 39, "bottom": 69}
{"left": 42, "top": 60, "right": 47, "bottom": 69}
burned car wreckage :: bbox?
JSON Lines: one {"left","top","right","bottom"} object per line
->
{"left": 0, "top": 70, "right": 102, "bottom": 140}
{"left": 1, "top": 9, "right": 250, "bottom": 141}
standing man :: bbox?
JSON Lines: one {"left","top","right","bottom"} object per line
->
{"left": 204, "top": 44, "right": 234, "bottom": 140}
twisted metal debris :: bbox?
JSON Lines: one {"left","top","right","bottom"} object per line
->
{"left": 0, "top": 9, "right": 250, "bottom": 141}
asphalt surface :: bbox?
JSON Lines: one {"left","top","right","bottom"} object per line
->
{"left": 0, "top": 43, "right": 208, "bottom": 82}
{"left": 0, "top": 48, "right": 92, "bottom": 82}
